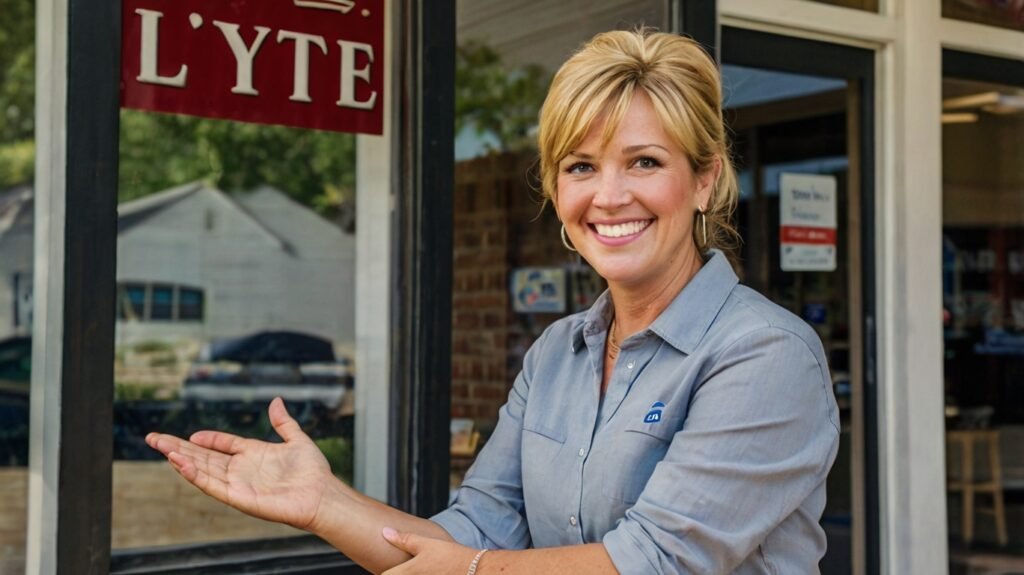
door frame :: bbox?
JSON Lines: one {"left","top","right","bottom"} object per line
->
{"left": 720, "top": 26, "right": 880, "bottom": 575}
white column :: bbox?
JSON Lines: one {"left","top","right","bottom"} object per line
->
{"left": 354, "top": 0, "right": 393, "bottom": 501}
{"left": 876, "top": 0, "right": 948, "bottom": 572}
{"left": 26, "top": 0, "right": 68, "bottom": 570}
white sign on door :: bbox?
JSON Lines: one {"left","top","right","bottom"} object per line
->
{"left": 779, "top": 173, "right": 838, "bottom": 272}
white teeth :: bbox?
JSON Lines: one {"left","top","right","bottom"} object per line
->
{"left": 594, "top": 220, "right": 651, "bottom": 238}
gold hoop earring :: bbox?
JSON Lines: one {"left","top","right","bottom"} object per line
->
{"left": 698, "top": 208, "right": 708, "bottom": 246}
{"left": 560, "top": 224, "right": 577, "bottom": 252}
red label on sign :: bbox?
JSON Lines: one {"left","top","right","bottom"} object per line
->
{"left": 780, "top": 226, "right": 837, "bottom": 246}
{"left": 121, "top": 0, "right": 383, "bottom": 135}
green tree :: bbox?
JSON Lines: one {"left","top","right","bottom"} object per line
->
{"left": 0, "top": 0, "right": 34, "bottom": 142}
{"left": 0, "top": 0, "right": 36, "bottom": 186}
{"left": 456, "top": 39, "right": 549, "bottom": 152}
{"left": 117, "top": 111, "right": 356, "bottom": 218}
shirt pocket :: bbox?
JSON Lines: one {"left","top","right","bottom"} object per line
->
{"left": 600, "top": 418, "right": 678, "bottom": 504}
{"left": 522, "top": 420, "right": 567, "bottom": 461}
{"left": 521, "top": 419, "right": 567, "bottom": 499}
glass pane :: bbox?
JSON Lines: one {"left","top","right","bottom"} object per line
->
{"left": 943, "top": 0, "right": 1024, "bottom": 33}
{"left": 0, "top": 0, "right": 34, "bottom": 568}
{"left": 149, "top": 285, "right": 173, "bottom": 321}
{"left": 805, "top": 0, "right": 878, "bottom": 12}
{"left": 178, "top": 288, "right": 203, "bottom": 321}
{"left": 450, "top": 0, "right": 668, "bottom": 495}
{"left": 112, "top": 111, "right": 358, "bottom": 560}
{"left": 942, "top": 77, "right": 1024, "bottom": 571}
{"left": 723, "top": 63, "right": 859, "bottom": 574}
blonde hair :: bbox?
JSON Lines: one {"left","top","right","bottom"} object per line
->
{"left": 537, "top": 29, "right": 740, "bottom": 255}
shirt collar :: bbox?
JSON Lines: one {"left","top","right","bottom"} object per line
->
{"left": 569, "top": 249, "right": 738, "bottom": 355}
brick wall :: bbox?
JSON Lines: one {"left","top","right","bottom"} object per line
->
{"left": 451, "top": 152, "right": 578, "bottom": 432}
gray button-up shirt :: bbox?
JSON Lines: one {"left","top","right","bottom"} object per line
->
{"left": 432, "top": 250, "right": 840, "bottom": 574}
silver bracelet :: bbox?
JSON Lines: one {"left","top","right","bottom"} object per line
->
{"left": 466, "top": 548, "right": 488, "bottom": 575}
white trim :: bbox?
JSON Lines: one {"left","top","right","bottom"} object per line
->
{"left": 720, "top": 0, "right": 896, "bottom": 46}
{"left": 26, "top": 0, "right": 67, "bottom": 570}
{"left": 353, "top": 0, "right": 393, "bottom": 501}
{"left": 939, "top": 17, "right": 1024, "bottom": 62}
{"left": 877, "top": 1, "right": 949, "bottom": 573}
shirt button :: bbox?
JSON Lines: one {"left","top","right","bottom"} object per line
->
{"left": 569, "top": 515, "right": 577, "bottom": 526}
{"left": 578, "top": 448, "right": 586, "bottom": 457}
{"left": 627, "top": 361, "right": 635, "bottom": 369}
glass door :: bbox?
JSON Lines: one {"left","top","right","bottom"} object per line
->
{"left": 721, "top": 27, "right": 878, "bottom": 575}
{"left": 942, "top": 49, "right": 1024, "bottom": 573}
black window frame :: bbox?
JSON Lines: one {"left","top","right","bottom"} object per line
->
{"left": 49, "top": 0, "right": 456, "bottom": 572}
{"left": 116, "top": 282, "right": 206, "bottom": 323}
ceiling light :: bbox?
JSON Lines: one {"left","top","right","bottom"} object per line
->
{"left": 943, "top": 91, "right": 1024, "bottom": 113}
{"left": 941, "top": 112, "right": 978, "bottom": 124}
{"left": 943, "top": 91, "right": 999, "bottom": 110}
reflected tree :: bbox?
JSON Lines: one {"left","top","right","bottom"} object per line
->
{"left": 456, "top": 39, "right": 549, "bottom": 153}
{"left": 0, "top": 0, "right": 35, "bottom": 185}
{"left": 118, "top": 111, "right": 357, "bottom": 224}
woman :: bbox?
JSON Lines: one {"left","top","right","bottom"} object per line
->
{"left": 147, "top": 29, "right": 839, "bottom": 574}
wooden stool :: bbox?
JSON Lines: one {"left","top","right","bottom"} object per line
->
{"left": 946, "top": 429, "right": 1008, "bottom": 546}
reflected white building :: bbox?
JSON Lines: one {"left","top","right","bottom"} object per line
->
{"left": 0, "top": 182, "right": 356, "bottom": 349}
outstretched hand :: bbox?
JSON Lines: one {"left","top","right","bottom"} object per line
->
{"left": 145, "top": 397, "right": 335, "bottom": 531}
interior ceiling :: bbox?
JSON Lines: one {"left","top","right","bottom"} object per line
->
{"left": 721, "top": 65, "right": 846, "bottom": 110}
{"left": 457, "top": 0, "right": 668, "bottom": 70}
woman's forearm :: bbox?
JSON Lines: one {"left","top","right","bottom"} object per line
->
{"left": 307, "top": 477, "right": 454, "bottom": 574}
{"left": 479, "top": 543, "right": 618, "bottom": 575}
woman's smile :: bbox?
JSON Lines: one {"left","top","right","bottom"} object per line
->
{"left": 590, "top": 218, "right": 654, "bottom": 244}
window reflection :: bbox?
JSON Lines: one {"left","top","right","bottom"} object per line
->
{"left": 112, "top": 113, "right": 358, "bottom": 557}
{"left": 943, "top": 77, "right": 1024, "bottom": 569}
{"left": 0, "top": 0, "right": 34, "bottom": 566}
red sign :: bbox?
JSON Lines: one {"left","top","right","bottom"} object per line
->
{"left": 121, "top": 0, "right": 383, "bottom": 135}
{"left": 780, "top": 226, "right": 837, "bottom": 246}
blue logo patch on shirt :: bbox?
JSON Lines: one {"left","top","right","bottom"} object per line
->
{"left": 644, "top": 401, "right": 666, "bottom": 423}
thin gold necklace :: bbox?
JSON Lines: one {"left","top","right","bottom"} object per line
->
{"left": 607, "top": 319, "right": 621, "bottom": 361}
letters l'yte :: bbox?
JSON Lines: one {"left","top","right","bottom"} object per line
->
{"left": 132, "top": 8, "right": 378, "bottom": 110}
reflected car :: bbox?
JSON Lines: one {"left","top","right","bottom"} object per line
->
{"left": 0, "top": 335, "right": 30, "bottom": 466}
{"left": 181, "top": 331, "right": 353, "bottom": 411}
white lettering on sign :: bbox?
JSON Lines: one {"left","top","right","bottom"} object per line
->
{"left": 213, "top": 21, "right": 272, "bottom": 96}
{"left": 133, "top": 10, "right": 378, "bottom": 110}
{"left": 135, "top": 9, "right": 188, "bottom": 87}
{"left": 337, "top": 40, "right": 377, "bottom": 110}
{"left": 277, "top": 30, "right": 328, "bottom": 103}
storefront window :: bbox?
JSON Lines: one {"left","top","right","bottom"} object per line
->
{"left": 943, "top": 0, "right": 1024, "bottom": 33}
{"left": 0, "top": 0, "right": 34, "bottom": 568}
{"left": 450, "top": 0, "right": 668, "bottom": 493}
{"left": 942, "top": 76, "right": 1024, "bottom": 569}
{"left": 110, "top": 110, "right": 359, "bottom": 561}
